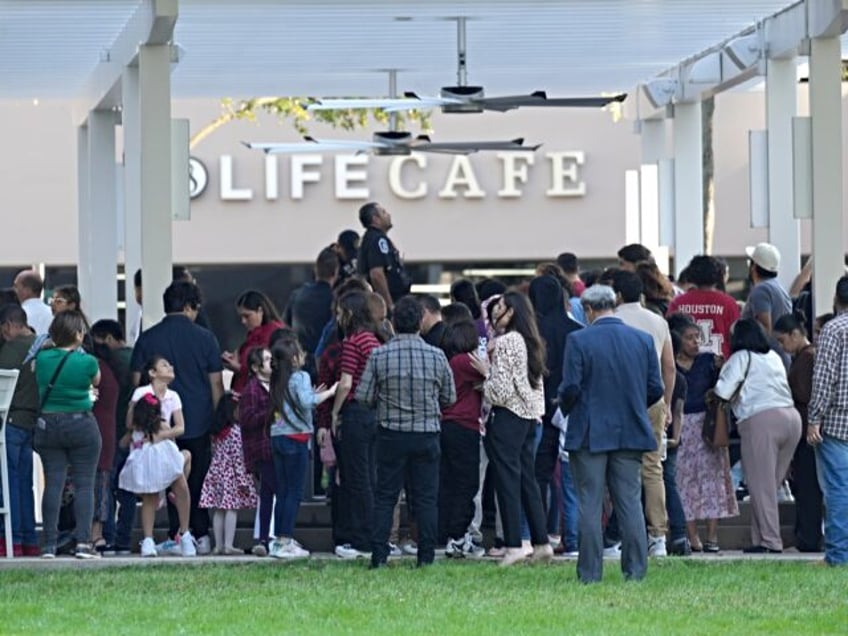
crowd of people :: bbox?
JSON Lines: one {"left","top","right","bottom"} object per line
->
{"left": 1, "top": 200, "right": 847, "bottom": 581}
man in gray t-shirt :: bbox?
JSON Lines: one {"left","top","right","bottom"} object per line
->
{"left": 742, "top": 243, "right": 792, "bottom": 367}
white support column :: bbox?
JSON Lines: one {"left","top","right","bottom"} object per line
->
{"left": 83, "top": 109, "right": 118, "bottom": 322}
{"left": 122, "top": 66, "right": 142, "bottom": 343}
{"left": 77, "top": 126, "right": 90, "bottom": 305}
{"left": 672, "top": 102, "right": 704, "bottom": 278}
{"left": 766, "top": 57, "right": 801, "bottom": 290}
{"left": 809, "top": 36, "right": 844, "bottom": 316}
{"left": 138, "top": 44, "right": 173, "bottom": 328}
{"left": 639, "top": 119, "right": 665, "bottom": 252}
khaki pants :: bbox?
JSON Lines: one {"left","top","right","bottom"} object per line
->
{"left": 642, "top": 399, "right": 668, "bottom": 537}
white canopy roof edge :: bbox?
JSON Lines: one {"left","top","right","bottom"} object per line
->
{"left": 74, "top": 0, "right": 177, "bottom": 126}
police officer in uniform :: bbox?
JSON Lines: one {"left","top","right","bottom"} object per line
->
{"left": 357, "top": 202, "right": 411, "bottom": 313}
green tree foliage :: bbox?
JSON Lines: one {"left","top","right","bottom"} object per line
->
{"left": 190, "top": 96, "right": 431, "bottom": 149}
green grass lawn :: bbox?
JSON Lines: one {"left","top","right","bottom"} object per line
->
{"left": 2, "top": 559, "right": 846, "bottom": 635}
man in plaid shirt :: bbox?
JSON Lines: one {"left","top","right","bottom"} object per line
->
{"left": 808, "top": 275, "right": 848, "bottom": 566}
{"left": 356, "top": 296, "right": 456, "bottom": 568}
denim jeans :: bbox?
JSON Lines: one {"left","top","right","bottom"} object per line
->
{"left": 271, "top": 435, "right": 309, "bottom": 538}
{"left": 34, "top": 412, "right": 101, "bottom": 550}
{"left": 663, "top": 448, "right": 687, "bottom": 543}
{"left": 519, "top": 422, "right": 543, "bottom": 540}
{"left": 5, "top": 424, "right": 37, "bottom": 545}
{"left": 559, "top": 456, "right": 579, "bottom": 551}
{"left": 816, "top": 435, "right": 848, "bottom": 565}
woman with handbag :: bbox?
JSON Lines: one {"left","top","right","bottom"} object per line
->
{"left": 673, "top": 318, "right": 738, "bottom": 553}
{"left": 34, "top": 310, "right": 102, "bottom": 559}
{"left": 774, "top": 312, "right": 823, "bottom": 552}
{"left": 714, "top": 318, "right": 801, "bottom": 553}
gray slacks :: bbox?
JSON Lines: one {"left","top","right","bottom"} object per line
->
{"left": 570, "top": 449, "right": 647, "bottom": 583}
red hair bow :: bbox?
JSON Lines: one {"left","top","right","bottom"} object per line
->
{"left": 142, "top": 393, "right": 159, "bottom": 407}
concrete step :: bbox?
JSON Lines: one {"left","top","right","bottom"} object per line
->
{"left": 127, "top": 500, "right": 799, "bottom": 554}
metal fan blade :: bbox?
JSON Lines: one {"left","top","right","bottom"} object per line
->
{"left": 306, "top": 97, "right": 441, "bottom": 112}
{"left": 414, "top": 138, "right": 539, "bottom": 154}
{"left": 244, "top": 139, "right": 382, "bottom": 154}
{"left": 478, "top": 93, "right": 627, "bottom": 111}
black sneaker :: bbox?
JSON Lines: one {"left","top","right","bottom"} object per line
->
{"left": 100, "top": 544, "right": 131, "bottom": 556}
{"left": 668, "top": 538, "right": 692, "bottom": 556}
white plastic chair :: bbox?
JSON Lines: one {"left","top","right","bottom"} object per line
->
{"left": 0, "top": 369, "right": 20, "bottom": 558}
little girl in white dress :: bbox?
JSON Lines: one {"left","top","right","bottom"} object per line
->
{"left": 118, "top": 356, "right": 195, "bottom": 557}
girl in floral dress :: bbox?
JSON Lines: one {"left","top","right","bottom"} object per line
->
{"left": 199, "top": 392, "right": 257, "bottom": 555}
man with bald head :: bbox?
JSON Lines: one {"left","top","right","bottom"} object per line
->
{"left": 13, "top": 270, "right": 52, "bottom": 335}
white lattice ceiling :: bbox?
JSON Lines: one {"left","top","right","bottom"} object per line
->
{"left": 0, "top": 0, "right": 818, "bottom": 101}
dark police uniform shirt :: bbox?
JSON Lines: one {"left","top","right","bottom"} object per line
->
{"left": 358, "top": 227, "right": 411, "bottom": 302}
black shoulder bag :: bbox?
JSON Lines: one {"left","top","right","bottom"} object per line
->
{"left": 36, "top": 350, "right": 74, "bottom": 426}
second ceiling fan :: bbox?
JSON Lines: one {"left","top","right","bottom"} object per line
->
{"left": 306, "top": 17, "right": 627, "bottom": 115}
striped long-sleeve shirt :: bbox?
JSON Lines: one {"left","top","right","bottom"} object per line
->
{"left": 355, "top": 334, "right": 456, "bottom": 433}
{"left": 808, "top": 313, "right": 848, "bottom": 441}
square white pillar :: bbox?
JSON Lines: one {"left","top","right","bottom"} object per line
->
{"left": 138, "top": 44, "right": 173, "bottom": 328}
{"left": 122, "top": 66, "right": 142, "bottom": 343}
{"left": 672, "top": 102, "right": 704, "bottom": 278}
{"left": 765, "top": 57, "right": 801, "bottom": 290}
{"left": 809, "top": 36, "right": 844, "bottom": 316}
{"left": 81, "top": 109, "right": 118, "bottom": 322}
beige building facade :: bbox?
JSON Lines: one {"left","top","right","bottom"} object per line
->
{"left": 1, "top": 89, "right": 843, "bottom": 269}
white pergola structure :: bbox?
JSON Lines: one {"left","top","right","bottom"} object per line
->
{"left": 74, "top": 0, "right": 178, "bottom": 332}
{"left": 628, "top": 0, "right": 848, "bottom": 315}
{"left": 4, "top": 0, "right": 845, "bottom": 329}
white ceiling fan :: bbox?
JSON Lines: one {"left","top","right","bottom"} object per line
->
{"left": 305, "top": 17, "right": 627, "bottom": 115}
{"left": 245, "top": 133, "right": 537, "bottom": 156}
{"left": 244, "top": 69, "right": 541, "bottom": 156}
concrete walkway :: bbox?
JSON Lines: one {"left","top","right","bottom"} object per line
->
{"left": 0, "top": 550, "right": 826, "bottom": 571}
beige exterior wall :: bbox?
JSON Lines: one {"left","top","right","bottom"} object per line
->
{"left": 1, "top": 91, "right": 846, "bottom": 267}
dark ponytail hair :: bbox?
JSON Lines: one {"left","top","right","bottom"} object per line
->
{"left": 268, "top": 338, "right": 306, "bottom": 429}
{"left": 132, "top": 393, "right": 163, "bottom": 440}
{"left": 247, "top": 347, "right": 268, "bottom": 378}
{"left": 236, "top": 289, "right": 282, "bottom": 325}
{"left": 774, "top": 311, "right": 807, "bottom": 337}
{"left": 211, "top": 391, "right": 239, "bottom": 437}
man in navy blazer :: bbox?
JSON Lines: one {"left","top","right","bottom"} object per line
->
{"left": 558, "top": 285, "right": 664, "bottom": 583}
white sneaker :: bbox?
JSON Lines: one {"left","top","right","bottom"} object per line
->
{"left": 648, "top": 536, "right": 667, "bottom": 557}
{"left": 445, "top": 538, "right": 463, "bottom": 558}
{"left": 181, "top": 531, "right": 197, "bottom": 557}
{"left": 140, "top": 537, "right": 157, "bottom": 558}
{"left": 334, "top": 544, "right": 369, "bottom": 560}
{"left": 388, "top": 542, "right": 402, "bottom": 557}
{"left": 401, "top": 541, "right": 418, "bottom": 556}
{"left": 462, "top": 533, "right": 485, "bottom": 558}
{"left": 603, "top": 542, "right": 622, "bottom": 559}
{"left": 777, "top": 481, "right": 795, "bottom": 503}
{"left": 195, "top": 535, "right": 211, "bottom": 555}
{"left": 270, "top": 538, "right": 310, "bottom": 560}
{"left": 156, "top": 539, "right": 182, "bottom": 556}
{"left": 521, "top": 539, "right": 534, "bottom": 557}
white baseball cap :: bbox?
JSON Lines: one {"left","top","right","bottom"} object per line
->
{"left": 745, "top": 243, "right": 780, "bottom": 273}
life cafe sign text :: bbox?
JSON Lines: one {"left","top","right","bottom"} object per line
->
{"left": 189, "top": 151, "right": 587, "bottom": 202}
